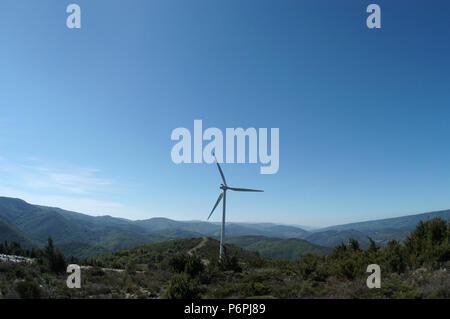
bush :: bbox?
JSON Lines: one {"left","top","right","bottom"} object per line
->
{"left": 339, "top": 259, "right": 359, "bottom": 280}
{"left": 219, "top": 254, "right": 242, "bottom": 273}
{"left": 167, "top": 253, "right": 189, "bottom": 273}
{"left": 166, "top": 274, "right": 201, "bottom": 299}
{"left": 298, "top": 255, "right": 319, "bottom": 280}
{"left": 184, "top": 254, "right": 204, "bottom": 278}
{"left": 15, "top": 280, "right": 43, "bottom": 299}
{"left": 126, "top": 262, "right": 137, "bottom": 275}
{"left": 244, "top": 282, "right": 271, "bottom": 297}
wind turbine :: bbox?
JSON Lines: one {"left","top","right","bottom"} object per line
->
{"left": 207, "top": 153, "right": 263, "bottom": 261}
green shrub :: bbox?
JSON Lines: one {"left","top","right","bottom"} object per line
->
{"left": 184, "top": 254, "right": 204, "bottom": 278}
{"left": 382, "top": 240, "right": 407, "bottom": 274}
{"left": 219, "top": 254, "right": 242, "bottom": 273}
{"left": 166, "top": 274, "right": 201, "bottom": 299}
{"left": 168, "top": 253, "right": 189, "bottom": 273}
{"left": 15, "top": 280, "right": 43, "bottom": 299}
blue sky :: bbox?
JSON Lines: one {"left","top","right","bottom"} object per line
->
{"left": 0, "top": 0, "right": 449, "bottom": 226}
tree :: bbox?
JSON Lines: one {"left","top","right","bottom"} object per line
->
{"left": 368, "top": 237, "right": 378, "bottom": 253}
{"left": 349, "top": 238, "right": 360, "bottom": 252}
{"left": 45, "top": 237, "right": 66, "bottom": 274}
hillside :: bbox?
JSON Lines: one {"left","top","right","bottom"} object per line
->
{"left": 0, "top": 218, "right": 448, "bottom": 299}
{"left": 306, "top": 210, "right": 450, "bottom": 248}
{"left": 95, "top": 237, "right": 263, "bottom": 269}
{"left": 226, "top": 236, "right": 331, "bottom": 260}
{"left": 0, "top": 219, "right": 35, "bottom": 248}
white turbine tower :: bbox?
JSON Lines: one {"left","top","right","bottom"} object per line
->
{"left": 207, "top": 154, "right": 263, "bottom": 261}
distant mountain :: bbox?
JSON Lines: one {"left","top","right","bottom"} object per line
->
{"left": 0, "top": 196, "right": 311, "bottom": 258}
{"left": 135, "top": 218, "right": 310, "bottom": 239}
{"left": 226, "top": 236, "right": 331, "bottom": 260}
{"left": 319, "top": 210, "right": 450, "bottom": 233}
{"left": 0, "top": 197, "right": 164, "bottom": 258}
{"left": 306, "top": 210, "right": 450, "bottom": 248}
{"left": 305, "top": 229, "right": 371, "bottom": 248}
{"left": 232, "top": 223, "right": 310, "bottom": 238}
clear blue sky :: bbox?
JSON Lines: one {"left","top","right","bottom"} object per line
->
{"left": 0, "top": 0, "right": 449, "bottom": 226}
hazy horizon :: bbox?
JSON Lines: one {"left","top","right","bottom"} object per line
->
{"left": 1, "top": 194, "right": 447, "bottom": 229}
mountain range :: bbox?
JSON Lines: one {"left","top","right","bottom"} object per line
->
{"left": 0, "top": 196, "right": 448, "bottom": 260}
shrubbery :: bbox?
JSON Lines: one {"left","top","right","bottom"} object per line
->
{"left": 15, "top": 280, "right": 43, "bottom": 299}
{"left": 166, "top": 273, "right": 201, "bottom": 299}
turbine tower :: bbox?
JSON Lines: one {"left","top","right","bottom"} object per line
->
{"left": 207, "top": 154, "right": 263, "bottom": 261}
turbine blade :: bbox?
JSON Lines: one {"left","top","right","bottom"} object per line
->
{"left": 228, "top": 187, "right": 264, "bottom": 192}
{"left": 207, "top": 193, "right": 224, "bottom": 220}
{"left": 213, "top": 153, "right": 227, "bottom": 186}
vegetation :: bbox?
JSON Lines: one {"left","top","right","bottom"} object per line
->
{"left": 227, "top": 236, "right": 331, "bottom": 260}
{"left": 0, "top": 218, "right": 448, "bottom": 299}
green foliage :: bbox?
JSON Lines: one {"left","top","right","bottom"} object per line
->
{"left": 15, "top": 280, "right": 43, "bottom": 299}
{"left": 184, "top": 254, "right": 204, "bottom": 278}
{"left": 381, "top": 240, "right": 407, "bottom": 274}
{"left": 166, "top": 274, "right": 201, "bottom": 299}
{"left": 167, "top": 253, "right": 189, "bottom": 273}
{"left": 126, "top": 261, "right": 137, "bottom": 275}
{"left": 349, "top": 238, "right": 361, "bottom": 251}
{"left": 45, "top": 237, "right": 67, "bottom": 274}
{"left": 297, "top": 254, "right": 319, "bottom": 280}
{"left": 213, "top": 252, "right": 242, "bottom": 273}
{"left": 404, "top": 218, "right": 449, "bottom": 266}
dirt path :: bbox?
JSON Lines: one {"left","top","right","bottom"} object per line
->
{"left": 187, "top": 237, "right": 210, "bottom": 265}
{"left": 188, "top": 237, "right": 209, "bottom": 255}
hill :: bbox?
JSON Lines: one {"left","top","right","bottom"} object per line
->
{"left": 95, "top": 237, "right": 262, "bottom": 269}
{"left": 226, "top": 236, "right": 331, "bottom": 260}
